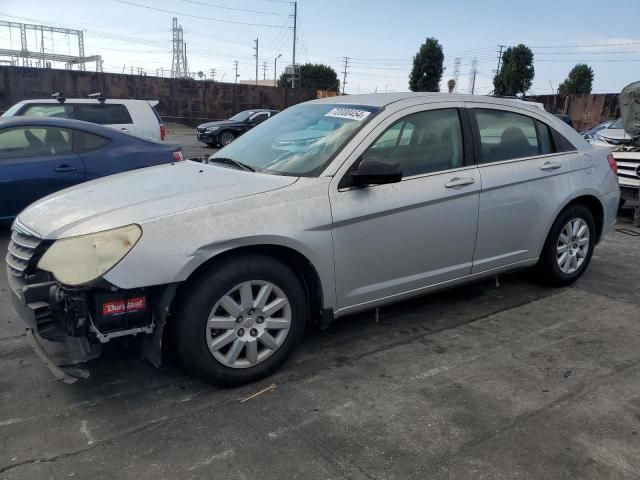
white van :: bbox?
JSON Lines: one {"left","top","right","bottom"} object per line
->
{"left": 2, "top": 95, "right": 165, "bottom": 141}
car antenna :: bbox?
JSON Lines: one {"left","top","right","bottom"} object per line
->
{"left": 52, "top": 92, "right": 65, "bottom": 104}
{"left": 88, "top": 92, "right": 106, "bottom": 104}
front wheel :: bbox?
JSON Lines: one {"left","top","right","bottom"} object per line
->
{"left": 218, "top": 130, "right": 236, "bottom": 146}
{"left": 537, "top": 204, "right": 596, "bottom": 286}
{"left": 173, "top": 255, "right": 306, "bottom": 386}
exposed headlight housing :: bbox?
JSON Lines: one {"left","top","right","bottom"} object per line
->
{"left": 38, "top": 224, "right": 142, "bottom": 286}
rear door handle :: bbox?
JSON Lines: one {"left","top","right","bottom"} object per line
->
{"left": 120, "top": 128, "right": 132, "bottom": 133}
{"left": 54, "top": 165, "right": 77, "bottom": 173}
{"left": 540, "top": 161, "right": 562, "bottom": 171}
{"left": 444, "top": 177, "right": 475, "bottom": 188}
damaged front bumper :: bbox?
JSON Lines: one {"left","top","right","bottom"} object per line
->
{"left": 7, "top": 267, "right": 177, "bottom": 382}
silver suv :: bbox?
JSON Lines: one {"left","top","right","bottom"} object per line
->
{"left": 7, "top": 93, "right": 620, "bottom": 385}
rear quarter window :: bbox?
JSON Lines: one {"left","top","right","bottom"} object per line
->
{"left": 73, "top": 130, "right": 110, "bottom": 153}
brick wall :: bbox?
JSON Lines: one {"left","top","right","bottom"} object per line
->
{"left": 0, "top": 66, "right": 317, "bottom": 123}
{"left": 528, "top": 93, "right": 620, "bottom": 132}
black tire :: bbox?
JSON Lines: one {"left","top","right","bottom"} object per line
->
{"left": 537, "top": 204, "right": 596, "bottom": 286}
{"left": 218, "top": 130, "right": 236, "bottom": 146}
{"left": 173, "top": 255, "right": 306, "bottom": 386}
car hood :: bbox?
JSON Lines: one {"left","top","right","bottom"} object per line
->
{"left": 198, "top": 120, "right": 241, "bottom": 129}
{"left": 619, "top": 81, "right": 640, "bottom": 138}
{"left": 18, "top": 161, "right": 298, "bottom": 239}
{"left": 597, "top": 128, "right": 630, "bottom": 141}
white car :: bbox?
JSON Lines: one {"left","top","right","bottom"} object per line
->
{"left": 1, "top": 96, "right": 165, "bottom": 141}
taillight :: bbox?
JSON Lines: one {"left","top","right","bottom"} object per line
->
{"left": 160, "top": 124, "right": 166, "bottom": 141}
{"left": 172, "top": 151, "right": 184, "bottom": 162}
{"left": 607, "top": 153, "right": 618, "bottom": 174}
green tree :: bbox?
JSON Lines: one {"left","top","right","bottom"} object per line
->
{"left": 277, "top": 63, "right": 340, "bottom": 91}
{"left": 558, "top": 64, "right": 594, "bottom": 95}
{"left": 409, "top": 37, "right": 444, "bottom": 92}
{"left": 493, "top": 44, "right": 535, "bottom": 96}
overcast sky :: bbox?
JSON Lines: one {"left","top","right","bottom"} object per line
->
{"left": 1, "top": 0, "right": 640, "bottom": 95}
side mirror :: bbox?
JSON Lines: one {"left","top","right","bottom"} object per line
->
{"left": 351, "top": 158, "right": 402, "bottom": 187}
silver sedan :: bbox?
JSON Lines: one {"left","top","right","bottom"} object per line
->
{"left": 7, "top": 93, "right": 620, "bottom": 385}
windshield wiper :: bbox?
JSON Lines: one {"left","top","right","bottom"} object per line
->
{"left": 207, "top": 157, "right": 255, "bottom": 172}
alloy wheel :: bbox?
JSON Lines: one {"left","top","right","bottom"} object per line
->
{"left": 556, "top": 218, "right": 590, "bottom": 275}
{"left": 220, "top": 132, "right": 235, "bottom": 146}
{"left": 206, "top": 280, "right": 291, "bottom": 369}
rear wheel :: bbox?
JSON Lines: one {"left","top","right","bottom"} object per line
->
{"left": 218, "top": 131, "right": 236, "bottom": 146}
{"left": 538, "top": 204, "right": 595, "bottom": 286}
{"left": 173, "top": 255, "right": 306, "bottom": 386}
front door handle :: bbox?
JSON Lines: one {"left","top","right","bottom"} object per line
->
{"left": 54, "top": 165, "right": 77, "bottom": 173}
{"left": 120, "top": 128, "right": 132, "bottom": 133}
{"left": 444, "top": 177, "right": 475, "bottom": 188}
{"left": 540, "top": 161, "right": 562, "bottom": 171}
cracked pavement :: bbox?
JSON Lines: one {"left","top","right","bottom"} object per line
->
{"left": 1, "top": 214, "right": 639, "bottom": 480}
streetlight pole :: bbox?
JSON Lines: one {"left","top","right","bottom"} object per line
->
{"left": 274, "top": 54, "right": 282, "bottom": 87}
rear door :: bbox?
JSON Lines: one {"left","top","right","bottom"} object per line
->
{"left": 73, "top": 103, "right": 136, "bottom": 136}
{"left": 0, "top": 126, "right": 85, "bottom": 219}
{"left": 467, "top": 103, "right": 574, "bottom": 273}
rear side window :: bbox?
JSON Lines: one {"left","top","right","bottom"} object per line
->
{"left": 73, "top": 131, "right": 110, "bottom": 153}
{"left": 21, "top": 104, "right": 74, "bottom": 118}
{"left": 475, "top": 109, "right": 540, "bottom": 163}
{"left": 74, "top": 104, "right": 133, "bottom": 125}
{"left": 151, "top": 106, "right": 163, "bottom": 125}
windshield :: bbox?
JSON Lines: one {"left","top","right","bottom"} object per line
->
{"left": 229, "top": 111, "right": 254, "bottom": 122}
{"left": 609, "top": 118, "right": 623, "bottom": 129}
{"left": 209, "top": 103, "right": 380, "bottom": 176}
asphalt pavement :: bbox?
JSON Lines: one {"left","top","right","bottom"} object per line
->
{"left": 1, "top": 206, "right": 639, "bottom": 479}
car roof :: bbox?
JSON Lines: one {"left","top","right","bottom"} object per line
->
{"left": 307, "top": 92, "right": 546, "bottom": 114}
{"left": 13, "top": 98, "right": 158, "bottom": 106}
{"left": 0, "top": 116, "right": 145, "bottom": 140}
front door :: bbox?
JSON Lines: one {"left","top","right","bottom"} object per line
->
{"left": 0, "top": 125, "right": 85, "bottom": 219}
{"left": 329, "top": 104, "right": 480, "bottom": 312}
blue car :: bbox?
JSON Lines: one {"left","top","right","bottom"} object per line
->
{"left": 0, "top": 117, "right": 183, "bottom": 220}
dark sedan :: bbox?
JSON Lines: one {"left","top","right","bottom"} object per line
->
{"left": 0, "top": 117, "right": 183, "bottom": 220}
{"left": 196, "top": 109, "right": 279, "bottom": 147}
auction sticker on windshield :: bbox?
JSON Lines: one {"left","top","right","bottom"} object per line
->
{"left": 325, "top": 108, "right": 372, "bottom": 121}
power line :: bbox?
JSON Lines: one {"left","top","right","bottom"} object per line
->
{"left": 112, "top": 0, "right": 289, "bottom": 28}
{"left": 178, "top": 0, "right": 287, "bottom": 15}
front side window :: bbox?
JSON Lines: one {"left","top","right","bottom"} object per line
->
{"left": 475, "top": 109, "right": 540, "bottom": 163}
{"left": 0, "top": 126, "right": 72, "bottom": 159}
{"left": 74, "top": 104, "right": 133, "bottom": 125}
{"left": 362, "top": 108, "right": 464, "bottom": 177}
{"left": 250, "top": 113, "right": 269, "bottom": 124}
{"left": 209, "top": 104, "right": 380, "bottom": 176}
{"left": 21, "top": 104, "right": 74, "bottom": 118}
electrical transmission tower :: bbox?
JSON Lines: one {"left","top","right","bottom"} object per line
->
{"left": 254, "top": 38, "right": 259, "bottom": 85}
{"left": 342, "top": 57, "right": 350, "bottom": 94}
{"left": 171, "top": 17, "right": 188, "bottom": 78}
{"left": 0, "top": 20, "right": 102, "bottom": 71}
{"left": 262, "top": 61, "right": 268, "bottom": 80}
{"left": 467, "top": 57, "right": 478, "bottom": 95}
{"left": 453, "top": 57, "right": 461, "bottom": 93}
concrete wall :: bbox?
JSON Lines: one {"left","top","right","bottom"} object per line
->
{"left": 528, "top": 93, "right": 620, "bottom": 132}
{"left": 0, "top": 66, "right": 317, "bottom": 123}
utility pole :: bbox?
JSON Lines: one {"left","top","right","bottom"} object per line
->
{"left": 210, "top": 68, "right": 216, "bottom": 81}
{"left": 496, "top": 44, "right": 505, "bottom": 73}
{"left": 291, "top": 1, "right": 297, "bottom": 88}
{"left": 467, "top": 57, "right": 478, "bottom": 95}
{"left": 453, "top": 57, "right": 461, "bottom": 93}
{"left": 234, "top": 60, "right": 239, "bottom": 83}
{"left": 254, "top": 38, "right": 259, "bottom": 85}
{"left": 342, "top": 56, "right": 350, "bottom": 94}
{"left": 262, "top": 61, "right": 268, "bottom": 81}
{"left": 274, "top": 53, "right": 282, "bottom": 87}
